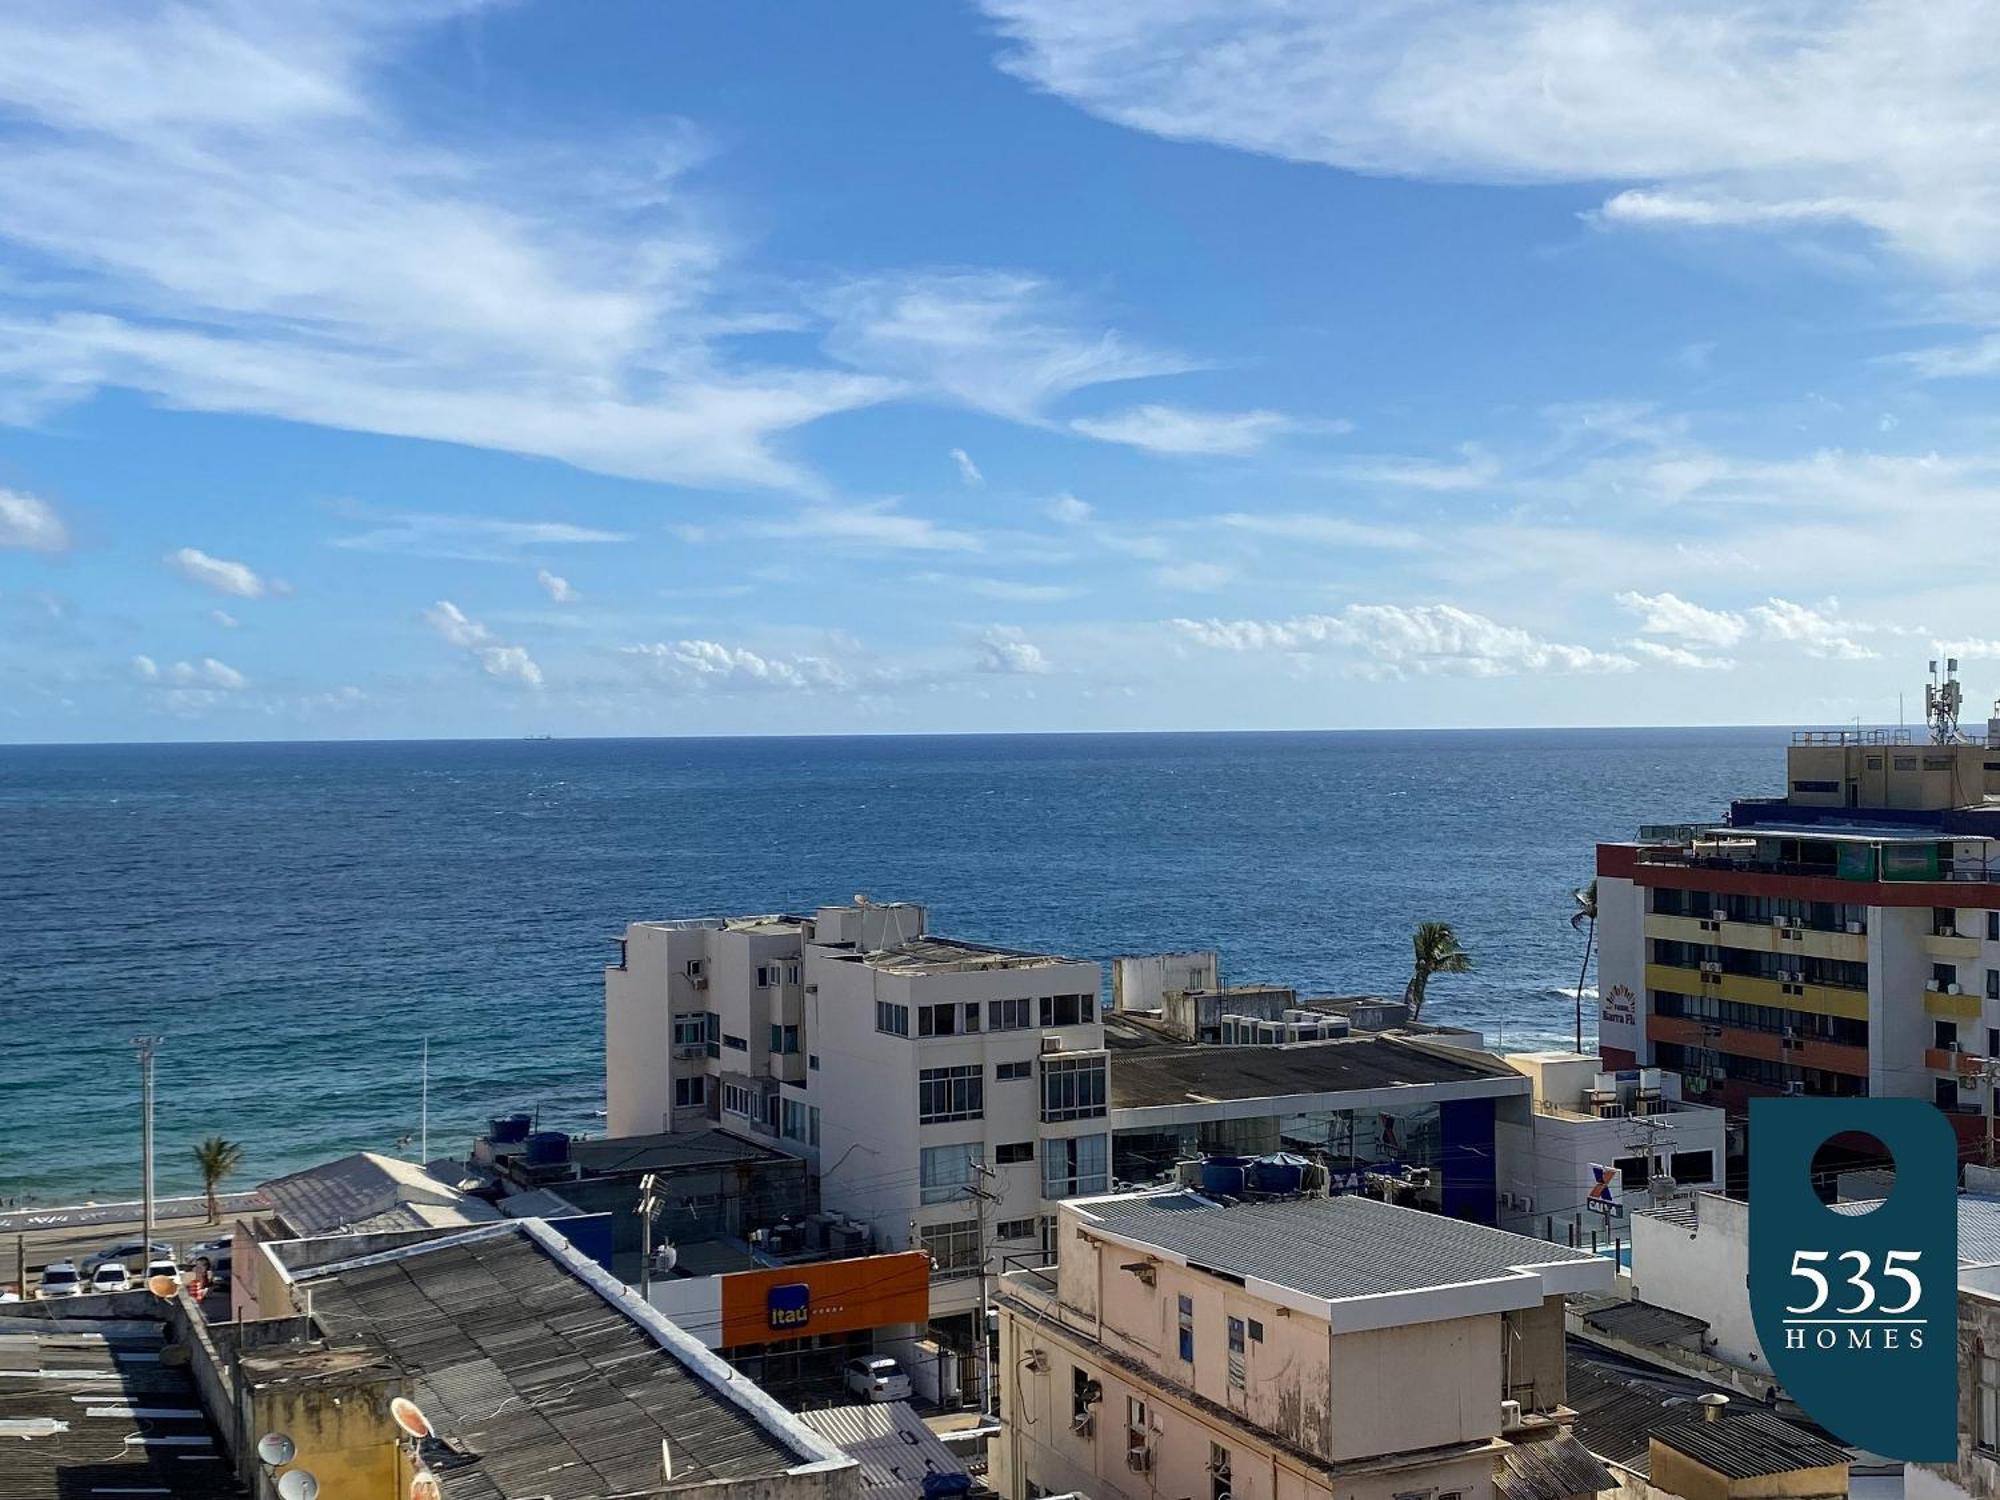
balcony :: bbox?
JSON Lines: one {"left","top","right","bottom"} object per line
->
{"left": 1644, "top": 962, "right": 1869, "bottom": 1022}
{"left": 1648, "top": 1013, "right": 1869, "bottom": 1077}
{"left": 1645, "top": 912, "right": 1867, "bottom": 963}
{"left": 1924, "top": 988, "right": 1983, "bottom": 1021}
{"left": 1925, "top": 1047, "right": 1987, "bottom": 1079}
{"left": 1924, "top": 931, "right": 1982, "bottom": 961}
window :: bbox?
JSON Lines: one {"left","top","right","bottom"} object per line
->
{"left": 1990, "top": 911, "right": 1999, "bottom": 942}
{"left": 704, "top": 1013, "right": 721, "bottom": 1057}
{"left": 673, "top": 1075, "right": 706, "bottom": 1108}
{"left": 809, "top": 1053, "right": 820, "bottom": 1071}
{"left": 1936, "top": 909, "right": 1961, "bottom": 938}
{"left": 995, "top": 1218, "right": 1036, "bottom": 1241}
{"left": 1041, "top": 1055, "right": 1107, "bottom": 1122}
{"left": 1991, "top": 1028, "right": 1999, "bottom": 1058}
{"left": 996, "top": 1141, "right": 1034, "bottom": 1165}
{"left": 1669, "top": 1150, "right": 1715, "bottom": 1185}
{"left": 1040, "top": 992, "right": 1096, "bottom": 1028}
{"left": 996, "top": 1059, "right": 1033, "bottom": 1081}
{"left": 685, "top": 958, "right": 706, "bottom": 979}
{"left": 724, "top": 1033, "right": 748, "bottom": 1052}
{"left": 723, "top": 1081, "right": 758, "bottom": 1117}
{"left": 786, "top": 962, "right": 802, "bottom": 985}
{"left": 1041, "top": 1134, "right": 1108, "bottom": 1199}
{"left": 755, "top": 964, "right": 778, "bottom": 988}
{"left": 1227, "top": 1316, "right": 1246, "bottom": 1388}
{"left": 781, "top": 1099, "right": 821, "bottom": 1147}
{"left": 1612, "top": 1154, "right": 1650, "bottom": 1189}
{"left": 1791, "top": 779, "right": 1839, "bottom": 793}
{"left": 1071, "top": 1367, "right": 1097, "bottom": 1425}
{"left": 672, "top": 1013, "right": 707, "bottom": 1049}
{"left": 921, "top": 1142, "right": 983, "bottom": 1204}
{"left": 919, "top": 1002, "right": 981, "bottom": 1037}
{"left": 989, "top": 997, "right": 1032, "bottom": 1030}
{"left": 919, "top": 1064, "right": 983, "bottom": 1123}
{"left": 1939, "top": 1078, "right": 1961, "bottom": 1110}
{"left": 1989, "top": 969, "right": 1999, "bottom": 1001}
{"left": 1126, "top": 1395, "right": 1148, "bottom": 1452}
{"left": 1211, "top": 1445, "right": 1232, "bottom": 1500}
{"left": 919, "top": 1219, "right": 982, "bottom": 1275}
{"left": 1978, "top": 1354, "right": 2000, "bottom": 1454}
{"left": 1246, "top": 1319, "right": 1263, "bottom": 1343}
{"left": 876, "top": 1001, "right": 909, "bottom": 1037}
{"left": 1177, "top": 1294, "right": 1194, "bottom": 1362}
{"left": 770, "top": 1023, "right": 801, "bottom": 1054}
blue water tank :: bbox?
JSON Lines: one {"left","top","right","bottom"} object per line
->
{"left": 1249, "top": 1152, "right": 1308, "bottom": 1196}
{"left": 1199, "top": 1156, "right": 1249, "bottom": 1197}
{"left": 524, "top": 1130, "right": 571, "bottom": 1165}
{"left": 490, "top": 1113, "right": 532, "bottom": 1144}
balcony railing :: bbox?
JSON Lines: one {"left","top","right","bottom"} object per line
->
{"left": 1638, "top": 846, "right": 1997, "bottom": 883}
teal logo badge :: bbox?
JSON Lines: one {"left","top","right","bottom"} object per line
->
{"left": 1749, "top": 1099, "right": 1956, "bottom": 1461}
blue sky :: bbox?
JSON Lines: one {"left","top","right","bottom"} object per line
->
{"left": 5, "top": 0, "right": 2000, "bottom": 740}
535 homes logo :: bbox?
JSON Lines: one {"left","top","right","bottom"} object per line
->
{"left": 1749, "top": 1099, "right": 1957, "bottom": 1460}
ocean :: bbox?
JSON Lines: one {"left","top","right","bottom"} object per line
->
{"left": 0, "top": 728, "right": 1781, "bottom": 1203}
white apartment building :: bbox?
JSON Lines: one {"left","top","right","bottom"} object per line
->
{"left": 995, "top": 1187, "right": 1614, "bottom": 1500}
{"left": 607, "top": 896, "right": 1110, "bottom": 1326}
{"left": 1494, "top": 1051, "right": 1726, "bottom": 1243}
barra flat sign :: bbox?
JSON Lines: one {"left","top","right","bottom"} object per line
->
{"left": 767, "top": 1281, "right": 812, "bottom": 1332}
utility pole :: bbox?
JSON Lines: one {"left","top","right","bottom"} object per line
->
{"left": 420, "top": 1037, "right": 430, "bottom": 1165}
{"left": 638, "top": 1173, "right": 662, "bottom": 1303}
{"left": 134, "top": 1037, "right": 161, "bottom": 1260}
{"left": 964, "top": 1163, "right": 1003, "bottom": 1418}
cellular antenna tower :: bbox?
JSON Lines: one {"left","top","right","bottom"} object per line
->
{"left": 1927, "top": 657, "right": 1964, "bottom": 744}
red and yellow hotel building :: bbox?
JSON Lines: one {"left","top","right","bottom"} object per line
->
{"left": 1595, "top": 727, "right": 2000, "bottom": 1159}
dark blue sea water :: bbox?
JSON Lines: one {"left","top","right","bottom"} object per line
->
{"left": 0, "top": 729, "right": 1783, "bottom": 1203}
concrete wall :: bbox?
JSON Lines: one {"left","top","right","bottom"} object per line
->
{"left": 1870, "top": 904, "right": 1934, "bottom": 1101}
{"left": 1596, "top": 876, "right": 1647, "bottom": 1063}
{"left": 1630, "top": 1192, "right": 1763, "bottom": 1373}
{"left": 1112, "top": 951, "right": 1218, "bottom": 1013}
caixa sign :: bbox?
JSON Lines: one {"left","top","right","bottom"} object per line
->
{"left": 767, "top": 1282, "right": 812, "bottom": 1332}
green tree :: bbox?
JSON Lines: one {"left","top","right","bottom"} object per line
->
{"left": 1569, "top": 879, "right": 1599, "bottom": 1054}
{"left": 192, "top": 1136, "right": 243, "bottom": 1224}
{"left": 1404, "top": 920, "right": 1472, "bottom": 1020}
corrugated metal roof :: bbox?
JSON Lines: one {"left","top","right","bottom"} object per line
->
{"left": 1651, "top": 1406, "right": 1852, "bottom": 1478}
{"left": 1495, "top": 1432, "right": 1615, "bottom": 1500}
{"left": 1573, "top": 1296, "right": 1709, "bottom": 1348}
{"left": 299, "top": 1227, "right": 806, "bottom": 1498}
{"left": 1834, "top": 1192, "right": 2000, "bottom": 1268}
{"left": 1073, "top": 1191, "right": 1606, "bottom": 1302}
{"left": 799, "top": 1403, "right": 969, "bottom": 1500}
{"left": 260, "top": 1151, "right": 499, "bottom": 1235}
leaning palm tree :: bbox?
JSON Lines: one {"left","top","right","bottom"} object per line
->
{"left": 192, "top": 1136, "right": 244, "bottom": 1224}
{"left": 1569, "top": 879, "right": 1599, "bottom": 1054}
{"left": 1404, "top": 921, "right": 1472, "bottom": 1020}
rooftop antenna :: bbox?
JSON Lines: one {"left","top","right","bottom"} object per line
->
{"left": 1928, "top": 658, "right": 1964, "bottom": 745}
{"left": 420, "top": 1037, "right": 429, "bottom": 1165}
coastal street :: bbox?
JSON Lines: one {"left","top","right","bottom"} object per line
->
{"left": 0, "top": 1191, "right": 261, "bottom": 1237}
{"left": 4, "top": 1197, "right": 261, "bottom": 1288}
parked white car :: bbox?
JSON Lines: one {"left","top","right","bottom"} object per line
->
{"left": 144, "top": 1258, "right": 182, "bottom": 1288}
{"left": 37, "top": 1262, "right": 81, "bottom": 1299}
{"left": 843, "top": 1355, "right": 913, "bottom": 1402}
{"left": 90, "top": 1261, "right": 132, "bottom": 1295}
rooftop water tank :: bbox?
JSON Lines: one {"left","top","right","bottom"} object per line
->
{"left": 1249, "top": 1152, "right": 1310, "bottom": 1196}
{"left": 1199, "top": 1155, "right": 1250, "bottom": 1197}
{"left": 490, "top": 1113, "right": 532, "bottom": 1144}
{"left": 524, "top": 1130, "right": 571, "bottom": 1165}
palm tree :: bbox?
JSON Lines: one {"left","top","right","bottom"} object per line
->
{"left": 1404, "top": 921, "right": 1472, "bottom": 1020}
{"left": 1569, "top": 880, "right": 1599, "bottom": 1054}
{"left": 192, "top": 1136, "right": 243, "bottom": 1224}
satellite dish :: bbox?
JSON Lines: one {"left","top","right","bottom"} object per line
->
{"left": 146, "top": 1274, "right": 179, "bottom": 1299}
{"left": 390, "top": 1396, "right": 433, "bottom": 1439}
{"left": 277, "top": 1470, "right": 321, "bottom": 1500}
{"left": 256, "top": 1432, "right": 298, "bottom": 1467}
{"left": 411, "top": 1469, "right": 443, "bottom": 1500}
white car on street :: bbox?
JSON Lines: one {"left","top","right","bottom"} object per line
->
{"left": 37, "top": 1262, "right": 81, "bottom": 1299}
{"left": 843, "top": 1356, "right": 913, "bottom": 1402}
{"left": 89, "top": 1261, "right": 132, "bottom": 1295}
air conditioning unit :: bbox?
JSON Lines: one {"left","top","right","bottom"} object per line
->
{"left": 1700, "top": 961, "right": 1722, "bottom": 975}
{"left": 1041, "top": 1034, "right": 1066, "bottom": 1054}
{"left": 691, "top": 976, "right": 709, "bottom": 990}
{"left": 1846, "top": 921, "right": 1865, "bottom": 934}
{"left": 1950, "top": 984, "right": 1964, "bottom": 996}
{"left": 1126, "top": 1444, "right": 1154, "bottom": 1473}
{"left": 1783, "top": 1082, "right": 1805, "bottom": 1096}
{"left": 1072, "top": 1412, "right": 1095, "bottom": 1436}
{"left": 1927, "top": 979, "right": 1942, "bottom": 991}
{"left": 1712, "top": 909, "right": 1729, "bottom": 923}
{"left": 1772, "top": 916, "right": 1788, "bottom": 928}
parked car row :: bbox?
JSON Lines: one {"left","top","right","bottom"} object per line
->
{"left": 35, "top": 1236, "right": 234, "bottom": 1300}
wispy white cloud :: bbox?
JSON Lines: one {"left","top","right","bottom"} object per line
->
{"left": 821, "top": 271, "right": 1190, "bottom": 424}
{"left": 166, "top": 546, "right": 269, "bottom": 599}
{"left": 1214, "top": 511, "right": 1425, "bottom": 551}
{"left": 422, "top": 599, "right": 543, "bottom": 687}
{"left": 536, "top": 568, "right": 576, "bottom": 604}
{"left": 950, "top": 447, "right": 984, "bottom": 485}
{"left": 0, "top": 3, "right": 894, "bottom": 490}
{"left": 744, "top": 501, "right": 984, "bottom": 553}
{"left": 1334, "top": 447, "right": 1500, "bottom": 492}
{"left": 624, "top": 638, "right": 848, "bottom": 692}
{"left": 912, "top": 572, "right": 1082, "bottom": 602}
{"left": 1153, "top": 560, "right": 1236, "bottom": 592}
{"left": 1629, "top": 639, "right": 1735, "bottom": 670}
{"left": 1070, "top": 403, "right": 1294, "bottom": 456}
{"left": 0, "top": 488, "right": 69, "bottom": 552}
{"left": 333, "top": 510, "right": 631, "bottom": 562}
{"left": 973, "top": 625, "right": 1052, "bottom": 675}
{"left": 980, "top": 0, "right": 2000, "bottom": 271}
{"left": 210, "top": 609, "right": 240, "bottom": 629}
{"left": 1046, "top": 493, "right": 1093, "bottom": 525}
{"left": 132, "top": 653, "right": 248, "bottom": 698}
{"left": 1174, "top": 604, "right": 1635, "bottom": 677}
